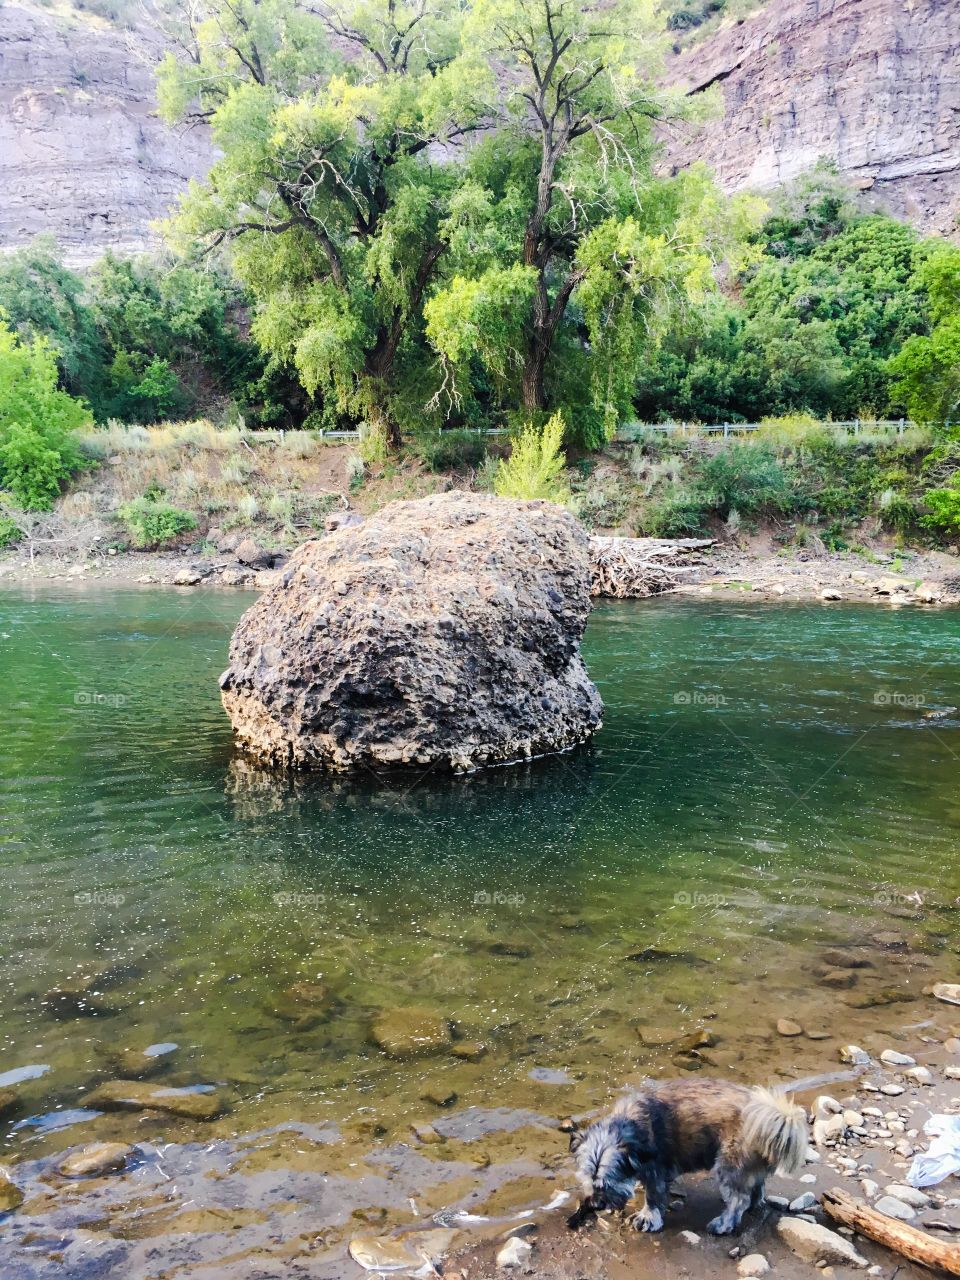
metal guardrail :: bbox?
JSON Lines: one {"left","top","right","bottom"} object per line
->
{"left": 616, "top": 418, "right": 951, "bottom": 439}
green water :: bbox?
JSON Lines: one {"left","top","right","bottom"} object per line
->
{"left": 1, "top": 587, "right": 959, "bottom": 1156}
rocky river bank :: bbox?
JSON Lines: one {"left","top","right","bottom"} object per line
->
{"left": 2, "top": 930, "right": 960, "bottom": 1280}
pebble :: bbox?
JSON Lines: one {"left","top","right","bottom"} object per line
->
{"left": 933, "top": 983, "right": 960, "bottom": 1005}
{"left": 839, "top": 1045, "right": 870, "bottom": 1066}
{"left": 0, "top": 1171, "right": 23, "bottom": 1213}
{"left": 799, "top": 1174, "right": 817, "bottom": 1184}
{"left": 737, "top": 1255, "right": 771, "bottom": 1278}
{"left": 790, "top": 1192, "right": 818, "bottom": 1211}
{"left": 496, "top": 1237, "right": 532, "bottom": 1269}
{"left": 860, "top": 1179, "right": 879, "bottom": 1199}
{"left": 57, "top": 1142, "right": 133, "bottom": 1178}
{"left": 777, "top": 1019, "right": 803, "bottom": 1037}
{"left": 945, "top": 1066, "right": 960, "bottom": 1080}
{"left": 880, "top": 1049, "right": 916, "bottom": 1067}
{"left": 880, "top": 1083, "right": 905, "bottom": 1096}
{"left": 843, "top": 1110, "right": 864, "bottom": 1128}
{"left": 904, "top": 1066, "right": 933, "bottom": 1085}
{"left": 767, "top": 1194, "right": 790, "bottom": 1209}
{"left": 680, "top": 1230, "right": 701, "bottom": 1245}
{"left": 874, "top": 1195, "right": 916, "bottom": 1220}
{"left": 777, "top": 1218, "right": 868, "bottom": 1268}
{"left": 944, "top": 1037, "right": 960, "bottom": 1054}
{"left": 884, "top": 1184, "right": 930, "bottom": 1208}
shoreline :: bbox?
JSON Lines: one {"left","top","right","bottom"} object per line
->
{"left": 2, "top": 538, "right": 959, "bottom": 607}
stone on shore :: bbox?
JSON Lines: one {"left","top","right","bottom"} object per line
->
{"left": 737, "top": 1255, "right": 770, "bottom": 1278}
{"left": 58, "top": 1142, "right": 134, "bottom": 1177}
{"left": 777, "top": 1018, "right": 803, "bottom": 1037}
{"left": 496, "top": 1236, "right": 533, "bottom": 1269}
{"left": 219, "top": 492, "right": 603, "bottom": 772}
{"left": 874, "top": 1194, "right": 916, "bottom": 1220}
{"left": 370, "top": 1007, "right": 452, "bottom": 1059}
{"left": 85, "top": 1080, "right": 226, "bottom": 1120}
{"left": 777, "top": 1217, "right": 868, "bottom": 1267}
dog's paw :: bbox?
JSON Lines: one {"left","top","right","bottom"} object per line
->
{"left": 628, "top": 1208, "right": 664, "bottom": 1233}
{"left": 706, "top": 1215, "right": 735, "bottom": 1236}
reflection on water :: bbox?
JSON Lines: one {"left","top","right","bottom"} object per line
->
{"left": 0, "top": 587, "right": 959, "bottom": 1175}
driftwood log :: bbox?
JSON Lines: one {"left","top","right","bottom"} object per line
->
{"left": 822, "top": 1187, "right": 960, "bottom": 1275}
{"left": 590, "top": 536, "right": 716, "bottom": 598}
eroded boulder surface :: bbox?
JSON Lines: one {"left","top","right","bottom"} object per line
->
{"left": 220, "top": 492, "right": 602, "bottom": 772}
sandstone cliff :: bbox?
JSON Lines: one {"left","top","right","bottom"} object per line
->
{"left": 665, "top": 0, "right": 960, "bottom": 235}
{"left": 0, "top": 2, "right": 212, "bottom": 264}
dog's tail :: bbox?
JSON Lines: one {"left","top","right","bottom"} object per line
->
{"left": 741, "top": 1086, "right": 808, "bottom": 1176}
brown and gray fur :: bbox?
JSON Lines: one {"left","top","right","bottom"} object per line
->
{"left": 567, "top": 1077, "right": 807, "bottom": 1235}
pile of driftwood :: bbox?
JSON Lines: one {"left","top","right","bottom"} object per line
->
{"left": 590, "top": 536, "right": 716, "bottom": 598}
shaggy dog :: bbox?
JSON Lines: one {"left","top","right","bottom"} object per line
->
{"left": 566, "top": 1078, "right": 807, "bottom": 1235}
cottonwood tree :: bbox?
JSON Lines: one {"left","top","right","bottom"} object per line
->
{"left": 425, "top": 0, "right": 761, "bottom": 444}
{"left": 158, "top": 0, "right": 490, "bottom": 445}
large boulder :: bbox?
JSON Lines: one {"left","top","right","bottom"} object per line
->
{"left": 219, "top": 492, "right": 602, "bottom": 772}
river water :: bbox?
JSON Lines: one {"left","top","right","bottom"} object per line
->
{"left": 1, "top": 588, "right": 958, "bottom": 1274}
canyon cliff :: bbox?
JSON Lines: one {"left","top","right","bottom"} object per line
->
{"left": 0, "top": 0, "right": 956, "bottom": 264}
{"left": 665, "top": 0, "right": 959, "bottom": 236}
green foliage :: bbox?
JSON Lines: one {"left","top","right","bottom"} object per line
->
{"left": 639, "top": 485, "right": 710, "bottom": 536}
{"left": 0, "top": 514, "right": 21, "bottom": 548}
{"left": 888, "top": 244, "right": 960, "bottom": 425}
{"left": 494, "top": 413, "right": 570, "bottom": 502}
{"left": 411, "top": 430, "right": 489, "bottom": 473}
{"left": 118, "top": 495, "right": 198, "bottom": 547}
{"left": 696, "top": 443, "right": 800, "bottom": 517}
{"left": 0, "top": 318, "right": 90, "bottom": 508}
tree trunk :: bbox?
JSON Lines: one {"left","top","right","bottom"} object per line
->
{"left": 521, "top": 342, "right": 548, "bottom": 415}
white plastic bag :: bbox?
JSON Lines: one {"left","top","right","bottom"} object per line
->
{"left": 907, "top": 1114, "right": 960, "bottom": 1188}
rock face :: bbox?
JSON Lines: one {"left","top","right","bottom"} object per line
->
{"left": 220, "top": 492, "right": 603, "bottom": 772}
{"left": 664, "top": 0, "right": 960, "bottom": 236}
{"left": 0, "top": 2, "right": 213, "bottom": 264}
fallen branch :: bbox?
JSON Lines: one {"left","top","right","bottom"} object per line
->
{"left": 822, "top": 1187, "right": 960, "bottom": 1275}
{"left": 590, "top": 536, "right": 716, "bottom": 599}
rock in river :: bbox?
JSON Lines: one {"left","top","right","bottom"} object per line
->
{"left": 219, "top": 492, "right": 603, "bottom": 772}
{"left": 370, "top": 1007, "right": 452, "bottom": 1059}
{"left": 58, "top": 1142, "right": 134, "bottom": 1177}
{"left": 85, "top": 1081, "right": 226, "bottom": 1120}
{"left": 0, "top": 1171, "right": 23, "bottom": 1213}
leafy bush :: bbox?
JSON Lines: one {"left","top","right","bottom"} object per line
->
{"left": 877, "top": 487, "right": 916, "bottom": 532}
{"left": 754, "top": 414, "right": 830, "bottom": 450}
{"left": 118, "top": 496, "right": 197, "bottom": 547}
{"left": 411, "top": 430, "right": 489, "bottom": 473}
{"left": 494, "top": 413, "right": 570, "bottom": 503}
{"left": 0, "top": 319, "right": 89, "bottom": 508}
{"left": 696, "top": 444, "right": 799, "bottom": 517}
{"left": 0, "top": 514, "right": 21, "bottom": 548}
{"left": 639, "top": 485, "right": 710, "bottom": 536}
{"left": 920, "top": 480, "right": 960, "bottom": 535}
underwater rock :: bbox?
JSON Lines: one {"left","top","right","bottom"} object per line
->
{"left": 58, "top": 1142, "right": 134, "bottom": 1177}
{"left": 777, "top": 1018, "right": 803, "bottom": 1037}
{"left": 85, "top": 1081, "right": 226, "bottom": 1120}
{"left": 451, "top": 1041, "right": 487, "bottom": 1062}
{"left": 41, "top": 985, "right": 116, "bottom": 1020}
{"left": 219, "top": 492, "right": 603, "bottom": 772}
{"left": 0, "top": 1171, "right": 23, "bottom": 1213}
{"left": 370, "top": 1007, "right": 452, "bottom": 1059}
{"left": 0, "top": 1089, "right": 18, "bottom": 1116}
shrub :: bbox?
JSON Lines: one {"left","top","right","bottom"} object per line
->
{"left": 876, "top": 487, "right": 916, "bottom": 532}
{"left": 494, "top": 413, "right": 570, "bottom": 503}
{"left": 411, "top": 429, "right": 489, "bottom": 473}
{"left": 754, "top": 414, "right": 830, "bottom": 450}
{"left": 118, "top": 496, "right": 197, "bottom": 547}
{"left": 920, "top": 480, "right": 960, "bottom": 535}
{"left": 0, "top": 514, "right": 21, "bottom": 548}
{"left": 696, "top": 443, "right": 799, "bottom": 517}
{"left": 0, "top": 319, "right": 89, "bottom": 508}
{"left": 639, "top": 485, "right": 710, "bottom": 536}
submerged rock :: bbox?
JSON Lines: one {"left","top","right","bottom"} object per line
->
{"left": 58, "top": 1142, "right": 134, "bottom": 1177}
{"left": 85, "top": 1081, "right": 226, "bottom": 1120}
{"left": 0, "top": 1089, "right": 18, "bottom": 1116}
{"left": 370, "top": 1007, "right": 452, "bottom": 1059}
{"left": 0, "top": 1171, "right": 23, "bottom": 1213}
{"left": 219, "top": 492, "right": 603, "bottom": 772}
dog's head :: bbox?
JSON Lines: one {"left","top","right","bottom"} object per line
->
{"left": 567, "top": 1116, "right": 642, "bottom": 1217}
